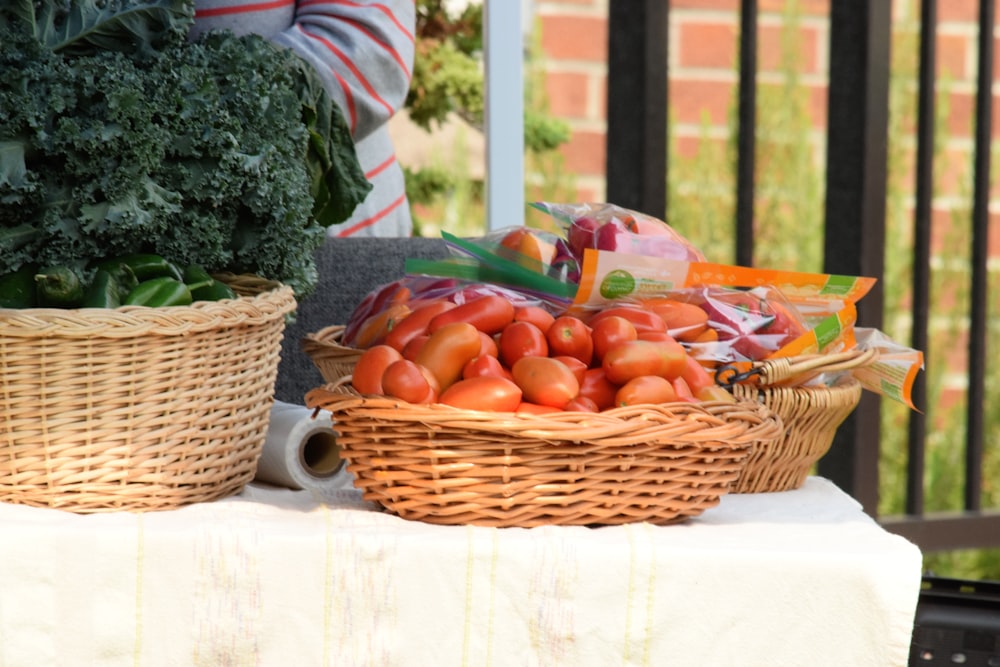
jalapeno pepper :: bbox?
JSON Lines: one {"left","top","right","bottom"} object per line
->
{"left": 0, "top": 265, "right": 38, "bottom": 309}
{"left": 35, "top": 266, "right": 84, "bottom": 308}
{"left": 123, "top": 276, "right": 193, "bottom": 307}
{"left": 81, "top": 269, "right": 122, "bottom": 308}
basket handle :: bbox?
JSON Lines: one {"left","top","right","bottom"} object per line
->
{"left": 716, "top": 348, "right": 879, "bottom": 387}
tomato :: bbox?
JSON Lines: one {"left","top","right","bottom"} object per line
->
{"left": 513, "top": 305, "right": 556, "bottom": 333}
{"left": 695, "top": 385, "right": 737, "bottom": 403}
{"left": 415, "top": 321, "right": 482, "bottom": 390}
{"left": 588, "top": 306, "right": 666, "bottom": 335}
{"left": 479, "top": 331, "right": 499, "bottom": 358}
{"left": 545, "top": 315, "right": 594, "bottom": 366}
{"left": 383, "top": 300, "right": 456, "bottom": 352}
{"left": 564, "top": 396, "right": 600, "bottom": 413}
{"left": 591, "top": 315, "right": 638, "bottom": 362}
{"left": 636, "top": 331, "right": 674, "bottom": 343}
{"left": 679, "top": 354, "right": 716, "bottom": 396}
{"left": 640, "top": 298, "right": 710, "bottom": 342}
{"left": 351, "top": 345, "right": 403, "bottom": 395}
{"left": 498, "top": 321, "right": 548, "bottom": 367}
{"left": 381, "top": 359, "right": 439, "bottom": 404}
{"left": 516, "top": 402, "right": 563, "bottom": 415}
{"left": 401, "top": 334, "right": 429, "bottom": 361}
{"left": 551, "top": 355, "right": 587, "bottom": 384}
{"left": 428, "top": 294, "right": 515, "bottom": 335}
{"left": 439, "top": 376, "right": 523, "bottom": 411}
{"left": 351, "top": 302, "right": 412, "bottom": 348}
{"left": 577, "top": 368, "right": 618, "bottom": 410}
{"left": 602, "top": 338, "right": 688, "bottom": 385}
{"left": 511, "top": 356, "right": 580, "bottom": 409}
{"left": 615, "top": 375, "right": 677, "bottom": 407}
{"left": 462, "top": 354, "right": 514, "bottom": 381}
{"left": 671, "top": 376, "right": 695, "bottom": 401}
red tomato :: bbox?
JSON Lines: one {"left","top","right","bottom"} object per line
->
{"left": 479, "top": 331, "right": 499, "bottom": 358}
{"left": 602, "top": 338, "right": 688, "bottom": 385}
{"left": 415, "top": 322, "right": 482, "bottom": 390}
{"left": 428, "top": 294, "right": 515, "bottom": 335}
{"left": 564, "top": 396, "right": 600, "bottom": 413}
{"left": 351, "top": 303, "right": 412, "bottom": 348}
{"left": 637, "top": 331, "right": 675, "bottom": 343}
{"left": 551, "top": 355, "right": 587, "bottom": 384}
{"left": 615, "top": 375, "right": 677, "bottom": 407}
{"left": 671, "top": 376, "right": 695, "bottom": 402}
{"left": 439, "top": 376, "right": 523, "bottom": 412}
{"left": 591, "top": 315, "right": 638, "bottom": 362}
{"left": 679, "top": 354, "right": 716, "bottom": 396}
{"left": 401, "top": 334, "right": 429, "bottom": 361}
{"left": 498, "top": 321, "right": 549, "bottom": 367}
{"left": 516, "top": 402, "right": 563, "bottom": 415}
{"left": 462, "top": 354, "right": 514, "bottom": 381}
{"left": 351, "top": 345, "right": 403, "bottom": 395}
{"left": 383, "top": 300, "right": 456, "bottom": 352}
{"left": 640, "top": 298, "right": 710, "bottom": 342}
{"left": 381, "top": 359, "right": 439, "bottom": 404}
{"left": 577, "top": 368, "right": 618, "bottom": 410}
{"left": 513, "top": 305, "right": 556, "bottom": 333}
{"left": 545, "top": 315, "right": 594, "bottom": 366}
{"left": 588, "top": 306, "right": 666, "bottom": 335}
{"left": 511, "top": 356, "right": 580, "bottom": 409}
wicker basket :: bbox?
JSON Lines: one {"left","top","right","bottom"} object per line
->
{"left": 302, "top": 324, "right": 358, "bottom": 384}
{"left": 0, "top": 273, "right": 296, "bottom": 513}
{"left": 304, "top": 382, "right": 782, "bottom": 527}
{"left": 719, "top": 349, "right": 875, "bottom": 494}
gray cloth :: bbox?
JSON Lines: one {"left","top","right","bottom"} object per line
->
{"left": 274, "top": 236, "right": 449, "bottom": 404}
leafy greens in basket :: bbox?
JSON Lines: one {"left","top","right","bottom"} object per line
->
{"left": 0, "top": 0, "right": 372, "bottom": 298}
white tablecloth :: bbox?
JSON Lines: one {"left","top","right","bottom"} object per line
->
{"left": 0, "top": 477, "right": 921, "bottom": 667}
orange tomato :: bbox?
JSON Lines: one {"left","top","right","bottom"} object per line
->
{"left": 551, "top": 355, "right": 588, "bottom": 384}
{"left": 511, "top": 356, "right": 580, "bottom": 409}
{"left": 381, "top": 359, "right": 439, "bottom": 404}
{"left": 516, "top": 402, "right": 563, "bottom": 415}
{"left": 564, "top": 396, "right": 600, "bottom": 413}
{"left": 351, "top": 345, "right": 403, "bottom": 395}
{"left": 641, "top": 298, "right": 710, "bottom": 342}
{"left": 479, "top": 331, "right": 499, "bottom": 358}
{"left": 401, "top": 334, "right": 429, "bottom": 361}
{"left": 602, "top": 338, "right": 688, "bottom": 385}
{"left": 428, "top": 294, "right": 515, "bottom": 335}
{"left": 351, "top": 303, "right": 412, "bottom": 348}
{"left": 679, "top": 354, "right": 716, "bottom": 396}
{"left": 513, "top": 305, "right": 556, "bottom": 333}
{"left": 415, "top": 321, "right": 482, "bottom": 390}
{"left": 383, "top": 300, "right": 456, "bottom": 352}
{"left": 615, "top": 375, "right": 677, "bottom": 407}
{"left": 577, "top": 368, "right": 618, "bottom": 410}
{"left": 695, "top": 385, "right": 737, "bottom": 403}
{"left": 671, "top": 376, "right": 695, "bottom": 402}
{"left": 588, "top": 306, "right": 666, "bottom": 335}
{"left": 439, "top": 376, "right": 523, "bottom": 411}
{"left": 591, "top": 315, "right": 638, "bottom": 362}
{"left": 498, "top": 321, "right": 548, "bottom": 367}
{"left": 462, "top": 354, "right": 514, "bottom": 381}
{"left": 546, "top": 315, "right": 594, "bottom": 366}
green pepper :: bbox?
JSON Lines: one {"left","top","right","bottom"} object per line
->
{"left": 98, "top": 253, "right": 182, "bottom": 283}
{"left": 91, "top": 259, "right": 138, "bottom": 301}
{"left": 35, "top": 266, "right": 84, "bottom": 308}
{"left": 81, "top": 269, "right": 122, "bottom": 308}
{"left": 183, "top": 264, "right": 236, "bottom": 302}
{"left": 123, "top": 276, "right": 193, "bottom": 307}
{"left": 0, "top": 265, "right": 38, "bottom": 308}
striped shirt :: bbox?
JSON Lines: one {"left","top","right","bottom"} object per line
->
{"left": 191, "top": 0, "right": 415, "bottom": 237}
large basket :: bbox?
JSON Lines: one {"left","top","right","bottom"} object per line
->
{"left": 304, "top": 382, "right": 783, "bottom": 527}
{"left": 720, "top": 350, "right": 874, "bottom": 493}
{"left": 0, "top": 274, "right": 296, "bottom": 513}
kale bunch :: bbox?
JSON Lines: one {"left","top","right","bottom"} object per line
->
{"left": 0, "top": 1, "right": 371, "bottom": 297}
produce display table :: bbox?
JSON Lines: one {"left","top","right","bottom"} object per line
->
{"left": 0, "top": 477, "right": 922, "bottom": 666}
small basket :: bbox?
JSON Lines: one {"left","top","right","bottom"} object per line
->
{"left": 302, "top": 324, "right": 359, "bottom": 384}
{"left": 719, "top": 349, "right": 875, "bottom": 493}
{"left": 304, "top": 381, "right": 783, "bottom": 527}
{"left": 0, "top": 273, "right": 297, "bottom": 513}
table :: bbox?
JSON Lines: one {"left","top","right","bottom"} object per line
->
{"left": 0, "top": 477, "right": 922, "bottom": 667}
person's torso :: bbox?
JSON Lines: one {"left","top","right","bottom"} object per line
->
{"left": 188, "top": 0, "right": 295, "bottom": 41}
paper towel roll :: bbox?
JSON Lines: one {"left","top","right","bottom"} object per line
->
{"left": 256, "top": 400, "right": 355, "bottom": 492}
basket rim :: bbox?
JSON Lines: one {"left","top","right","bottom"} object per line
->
{"left": 0, "top": 273, "right": 295, "bottom": 338}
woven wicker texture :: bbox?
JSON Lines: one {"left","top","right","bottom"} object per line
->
{"left": 721, "top": 350, "right": 874, "bottom": 493}
{"left": 0, "top": 274, "right": 296, "bottom": 513}
{"left": 302, "top": 324, "right": 359, "bottom": 384}
{"left": 305, "top": 383, "right": 782, "bottom": 527}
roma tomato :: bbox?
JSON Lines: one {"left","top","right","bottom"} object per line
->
{"left": 545, "top": 315, "right": 594, "bottom": 366}
{"left": 615, "top": 375, "right": 677, "bottom": 407}
{"left": 499, "top": 321, "right": 548, "bottom": 367}
{"left": 428, "top": 294, "right": 515, "bottom": 335}
{"left": 513, "top": 305, "right": 556, "bottom": 333}
{"left": 351, "top": 344, "right": 403, "bottom": 395}
{"left": 564, "top": 396, "right": 600, "bottom": 413}
{"left": 671, "top": 376, "right": 695, "bottom": 402}
{"left": 516, "top": 402, "right": 563, "bottom": 415}
{"left": 439, "top": 376, "right": 523, "bottom": 412}
{"left": 551, "top": 355, "right": 587, "bottom": 384}
{"left": 640, "top": 298, "right": 710, "bottom": 342}
{"left": 383, "top": 300, "right": 456, "bottom": 351}
{"left": 415, "top": 321, "right": 482, "bottom": 390}
{"left": 679, "top": 354, "right": 716, "bottom": 397}
{"left": 591, "top": 315, "right": 638, "bottom": 362}
{"left": 602, "top": 337, "right": 688, "bottom": 385}
{"left": 577, "top": 368, "right": 618, "bottom": 410}
{"left": 462, "top": 354, "right": 514, "bottom": 381}
{"left": 401, "top": 334, "right": 429, "bottom": 361}
{"left": 478, "top": 331, "right": 499, "bottom": 358}
{"left": 381, "top": 359, "right": 439, "bottom": 404}
{"left": 588, "top": 306, "right": 666, "bottom": 335}
{"left": 352, "top": 302, "right": 412, "bottom": 349}
{"left": 511, "top": 356, "right": 580, "bottom": 409}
